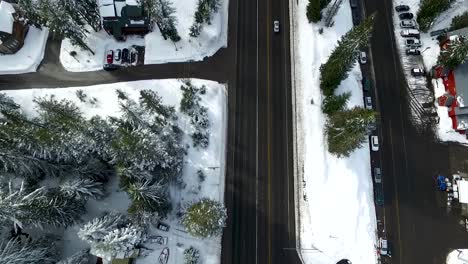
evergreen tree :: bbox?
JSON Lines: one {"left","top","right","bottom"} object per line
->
{"left": 0, "top": 238, "right": 56, "bottom": 264}
{"left": 59, "top": 178, "right": 104, "bottom": 200}
{"left": 322, "top": 92, "right": 351, "bottom": 115}
{"left": 146, "top": 0, "right": 181, "bottom": 42}
{"left": 306, "top": 0, "right": 321, "bottom": 23}
{"left": 182, "top": 198, "right": 227, "bottom": 238}
{"left": 326, "top": 107, "right": 376, "bottom": 157}
{"left": 184, "top": 246, "right": 200, "bottom": 264}
{"left": 78, "top": 213, "right": 127, "bottom": 244}
{"left": 451, "top": 11, "right": 468, "bottom": 31}
{"left": 189, "top": 0, "right": 221, "bottom": 37}
{"left": 320, "top": 14, "right": 375, "bottom": 96}
{"left": 94, "top": 225, "right": 143, "bottom": 257}
{"left": 438, "top": 36, "right": 468, "bottom": 69}
{"left": 417, "top": 0, "right": 452, "bottom": 32}
{"left": 57, "top": 249, "right": 90, "bottom": 264}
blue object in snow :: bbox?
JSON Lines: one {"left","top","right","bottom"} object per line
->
{"left": 437, "top": 175, "right": 447, "bottom": 191}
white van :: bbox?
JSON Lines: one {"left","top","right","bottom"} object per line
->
{"left": 400, "top": 29, "right": 420, "bottom": 38}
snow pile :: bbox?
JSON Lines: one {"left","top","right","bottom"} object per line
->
{"left": 447, "top": 249, "right": 468, "bottom": 264}
{"left": 0, "top": 0, "right": 15, "bottom": 34}
{"left": 60, "top": 0, "right": 229, "bottom": 72}
{"left": 4, "top": 79, "right": 227, "bottom": 264}
{"left": 0, "top": 26, "right": 48, "bottom": 75}
{"left": 293, "top": 0, "right": 377, "bottom": 263}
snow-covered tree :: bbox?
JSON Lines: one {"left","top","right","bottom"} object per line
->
{"left": 180, "top": 81, "right": 210, "bottom": 148}
{"left": 326, "top": 107, "right": 376, "bottom": 157}
{"left": 57, "top": 249, "right": 90, "bottom": 264}
{"left": 182, "top": 198, "right": 227, "bottom": 238}
{"left": 320, "top": 14, "right": 375, "bottom": 96}
{"left": 184, "top": 246, "right": 200, "bottom": 264}
{"left": 59, "top": 178, "right": 104, "bottom": 200}
{"left": 189, "top": 0, "right": 221, "bottom": 37}
{"left": 417, "top": 0, "right": 452, "bottom": 32}
{"left": 0, "top": 238, "right": 56, "bottom": 264}
{"left": 322, "top": 92, "right": 351, "bottom": 115}
{"left": 125, "top": 178, "right": 171, "bottom": 215}
{"left": 306, "top": 0, "right": 321, "bottom": 23}
{"left": 154, "top": 0, "right": 181, "bottom": 42}
{"left": 78, "top": 213, "right": 127, "bottom": 244}
{"left": 438, "top": 36, "right": 468, "bottom": 69}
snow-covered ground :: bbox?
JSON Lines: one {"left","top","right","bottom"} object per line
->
{"left": 292, "top": 0, "right": 377, "bottom": 263}
{"left": 60, "top": 0, "right": 229, "bottom": 72}
{"left": 4, "top": 79, "right": 227, "bottom": 264}
{"left": 392, "top": 0, "right": 468, "bottom": 142}
{"left": 0, "top": 26, "right": 48, "bottom": 75}
{"left": 447, "top": 249, "right": 468, "bottom": 264}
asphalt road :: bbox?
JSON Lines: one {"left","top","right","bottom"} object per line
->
{"left": 363, "top": 0, "right": 468, "bottom": 263}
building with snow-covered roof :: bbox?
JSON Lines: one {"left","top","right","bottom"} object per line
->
{"left": 0, "top": 0, "right": 29, "bottom": 54}
{"left": 99, "top": 0, "right": 150, "bottom": 40}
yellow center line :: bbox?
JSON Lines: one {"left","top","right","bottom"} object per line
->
{"left": 266, "top": 0, "right": 272, "bottom": 263}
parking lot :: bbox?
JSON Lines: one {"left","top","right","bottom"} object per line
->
{"left": 103, "top": 45, "right": 145, "bottom": 70}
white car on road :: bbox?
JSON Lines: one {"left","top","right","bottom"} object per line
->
{"left": 371, "top": 135, "right": 379, "bottom": 151}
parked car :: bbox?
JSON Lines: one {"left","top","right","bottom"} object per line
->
{"left": 374, "top": 167, "right": 382, "bottom": 183}
{"left": 405, "top": 38, "right": 421, "bottom": 48}
{"left": 157, "top": 222, "right": 170, "bottom": 232}
{"left": 370, "top": 135, "right": 379, "bottom": 151}
{"left": 365, "top": 96, "right": 372, "bottom": 109}
{"left": 411, "top": 67, "right": 425, "bottom": 77}
{"left": 379, "top": 238, "right": 389, "bottom": 255}
{"left": 350, "top": 0, "right": 357, "bottom": 8}
{"left": 399, "top": 12, "right": 414, "bottom": 20}
{"left": 130, "top": 50, "right": 137, "bottom": 65}
{"left": 359, "top": 51, "right": 367, "bottom": 64}
{"left": 400, "top": 29, "right": 420, "bottom": 38}
{"left": 122, "top": 48, "right": 129, "bottom": 63}
{"left": 148, "top": 236, "right": 168, "bottom": 245}
{"left": 375, "top": 183, "right": 384, "bottom": 205}
{"left": 362, "top": 77, "right": 370, "bottom": 92}
{"left": 337, "top": 259, "right": 352, "bottom": 264}
{"left": 274, "top": 20, "right": 280, "bottom": 33}
{"left": 400, "top": 19, "right": 416, "bottom": 28}
{"left": 114, "top": 49, "right": 121, "bottom": 62}
{"left": 352, "top": 11, "right": 360, "bottom": 26}
{"left": 367, "top": 120, "right": 377, "bottom": 132}
{"left": 395, "top": 5, "right": 410, "bottom": 12}
{"left": 406, "top": 48, "right": 421, "bottom": 55}
{"left": 106, "top": 50, "right": 114, "bottom": 64}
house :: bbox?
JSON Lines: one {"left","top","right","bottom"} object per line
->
{"left": 99, "top": 0, "right": 150, "bottom": 40}
{"left": 0, "top": 0, "right": 29, "bottom": 54}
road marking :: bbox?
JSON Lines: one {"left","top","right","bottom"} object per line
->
{"left": 255, "top": 0, "right": 260, "bottom": 261}
{"left": 388, "top": 120, "right": 403, "bottom": 263}
{"left": 266, "top": 0, "right": 272, "bottom": 263}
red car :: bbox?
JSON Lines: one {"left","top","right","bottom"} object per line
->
{"left": 106, "top": 50, "right": 114, "bottom": 64}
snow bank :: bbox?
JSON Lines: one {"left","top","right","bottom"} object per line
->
{"left": 447, "top": 249, "right": 468, "bottom": 264}
{"left": 4, "top": 79, "right": 227, "bottom": 264}
{"left": 0, "top": 26, "right": 48, "bottom": 75}
{"left": 293, "top": 0, "right": 377, "bottom": 263}
{"left": 60, "top": 0, "right": 229, "bottom": 72}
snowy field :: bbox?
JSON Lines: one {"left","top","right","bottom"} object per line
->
{"left": 0, "top": 26, "right": 48, "bottom": 75}
{"left": 60, "top": 0, "right": 229, "bottom": 72}
{"left": 392, "top": 0, "right": 468, "bottom": 143}
{"left": 4, "top": 79, "right": 227, "bottom": 264}
{"left": 293, "top": 0, "right": 377, "bottom": 263}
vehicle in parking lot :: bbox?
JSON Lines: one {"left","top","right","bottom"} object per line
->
{"left": 375, "top": 183, "right": 384, "bottom": 205}
{"left": 370, "top": 135, "right": 379, "bottom": 151}
{"left": 405, "top": 38, "right": 421, "bottom": 48}
{"left": 399, "top": 12, "right": 414, "bottom": 20}
{"left": 379, "top": 238, "right": 389, "bottom": 255}
{"left": 274, "top": 20, "right": 280, "bottom": 33}
{"left": 367, "top": 121, "right": 377, "bottom": 132}
{"left": 114, "top": 49, "right": 121, "bottom": 62}
{"left": 359, "top": 51, "right": 367, "bottom": 64}
{"left": 400, "top": 29, "right": 420, "bottom": 38}
{"left": 122, "top": 48, "right": 129, "bottom": 63}
{"left": 130, "top": 50, "right": 138, "bottom": 65}
{"left": 374, "top": 167, "right": 382, "bottom": 183}
{"left": 157, "top": 222, "right": 170, "bottom": 231}
{"left": 106, "top": 50, "right": 114, "bottom": 64}
{"left": 411, "top": 67, "right": 425, "bottom": 77}
{"left": 400, "top": 19, "right": 416, "bottom": 28}
{"left": 395, "top": 5, "right": 410, "bottom": 12}
{"left": 362, "top": 77, "right": 370, "bottom": 92}
{"left": 406, "top": 48, "right": 420, "bottom": 55}
{"left": 365, "top": 96, "right": 372, "bottom": 109}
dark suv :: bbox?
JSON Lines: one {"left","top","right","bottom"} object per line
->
{"left": 375, "top": 183, "right": 384, "bottom": 206}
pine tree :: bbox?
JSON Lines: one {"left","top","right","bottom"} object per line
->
{"left": 59, "top": 178, "right": 104, "bottom": 200}
{"left": 451, "top": 11, "right": 468, "bottom": 31}
{"left": 417, "top": 0, "right": 452, "bottom": 32}
{"left": 184, "top": 246, "right": 200, "bottom": 264}
{"left": 182, "top": 198, "right": 227, "bottom": 238}
{"left": 320, "top": 14, "right": 375, "bottom": 96}
{"left": 438, "top": 36, "right": 468, "bottom": 69}
{"left": 322, "top": 92, "right": 351, "bottom": 115}
{"left": 149, "top": 0, "right": 181, "bottom": 42}
{"left": 326, "top": 107, "right": 376, "bottom": 157}
{"left": 78, "top": 213, "right": 127, "bottom": 244}
{"left": 189, "top": 0, "right": 221, "bottom": 38}
{"left": 57, "top": 249, "right": 90, "bottom": 264}
{"left": 306, "top": 0, "right": 321, "bottom": 23}
{"left": 94, "top": 225, "right": 143, "bottom": 256}
{"left": 0, "top": 238, "right": 56, "bottom": 264}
